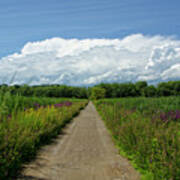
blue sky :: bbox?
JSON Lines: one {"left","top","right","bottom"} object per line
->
{"left": 0, "top": 0, "right": 180, "bottom": 57}
{"left": 0, "top": 0, "right": 180, "bottom": 85}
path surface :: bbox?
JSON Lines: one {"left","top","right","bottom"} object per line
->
{"left": 18, "top": 102, "right": 140, "bottom": 180}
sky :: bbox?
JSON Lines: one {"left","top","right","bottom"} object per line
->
{"left": 0, "top": 0, "right": 180, "bottom": 85}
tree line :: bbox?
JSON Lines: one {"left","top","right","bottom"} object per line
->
{"left": 94, "top": 80, "right": 180, "bottom": 98}
{"left": 0, "top": 84, "right": 88, "bottom": 98}
{"left": 0, "top": 80, "right": 179, "bottom": 99}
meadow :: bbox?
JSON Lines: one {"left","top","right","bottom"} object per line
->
{"left": 94, "top": 97, "right": 180, "bottom": 180}
{"left": 0, "top": 92, "right": 87, "bottom": 179}
{"left": 0, "top": 81, "right": 180, "bottom": 179}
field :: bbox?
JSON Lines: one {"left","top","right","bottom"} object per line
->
{"left": 0, "top": 92, "right": 88, "bottom": 179}
{"left": 94, "top": 97, "right": 180, "bottom": 180}
{"left": 1, "top": 88, "right": 180, "bottom": 179}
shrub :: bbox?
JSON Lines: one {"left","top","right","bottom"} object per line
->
{"left": 90, "top": 87, "right": 106, "bottom": 100}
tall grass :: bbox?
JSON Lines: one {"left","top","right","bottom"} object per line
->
{"left": 0, "top": 92, "right": 87, "bottom": 179}
{"left": 0, "top": 91, "right": 83, "bottom": 115}
{"left": 95, "top": 97, "right": 180, "bottom": 180}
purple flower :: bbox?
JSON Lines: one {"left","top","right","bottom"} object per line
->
{"left": 175, "top": 110, "right": 180, "bottom": 120}
{"left": 160, "top": 112, "right": 168, "bottom": 122}
{"left": 160, "top": 110, "right": 180, "bottom": 122}
{"left": 54, "top": 103, "right": 64, "bottom": 108}
{"left": 34, "top": 103, "right": 41, "bottom": 110}
{"left": 149, "top": 158, "right": 153, "bottom": 163}
{"left": 54, "top": 101, "right": 72, "bottom": 108}
{"left": 7, "top": 114, "right": 12, "bottom": 121}
{"left": 64, "top": 101, "right": 72, "bottom": 107}
{"left": 8, "top": 114, "right": 12, "bottom": 119}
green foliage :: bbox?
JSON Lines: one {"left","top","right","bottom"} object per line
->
{"left": 0, "top": 80, "right": 180, "bottom": 99}
{"left": 143, "top": 85, "right": 157, "bottom": 97}
{"left": 94, "top": 97, "right": 180, "bottom": 180}
{"left": 0, "top": 84, "right": 88, "bottom": 99}
{"left": 135, "top": 81, "right": 148, "bottom": 96}
{"left": 95, "top": 80, "right": 180, "bottom": 98}
{"left": 157, "top": 81, "right": 180, "bottom": 96}
{"left": 97, "top": 82, "right": 137, "bottom": 97}
{"left": 90, "top": 87, "right": 106, "bottom": 100}
{"left": 0, "top": 93, "right": 87, "bottom": 179}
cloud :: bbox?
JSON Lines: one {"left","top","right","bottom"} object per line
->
{"left": 0, "top": 34, "right": 180, "bottom": 86}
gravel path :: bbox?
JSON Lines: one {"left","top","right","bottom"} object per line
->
{"left": 18, "top": 102, "right": 140, "bottom": 180}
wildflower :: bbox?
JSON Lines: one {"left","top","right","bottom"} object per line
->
{"left": 34, "top": 103, "right": 40, "bottom": 110}
{"left": 7, "top": 114, "right": 12, "bottom": 119}
{"left": 175, "top": 110, "right": 180, "bottom": 120}
{"left": 160, "top": 110, "right": 180, "bottom": 122}
{"left": 160, "top": 112, "right": 168, "bottom": 122}
{"left": 149, "top": 158, "right": 153, "bottom": 163}
{"left": 54, "top": 103, "right": 64, "bottom": 108}
{"left": 64, "top": 101, "right": 72, "bottom": 107}
{"left": 54, "top": 101, "right": 72, "bottom": 108}
{"left": 34, "top": 103, "right": 40, "bottom": 107}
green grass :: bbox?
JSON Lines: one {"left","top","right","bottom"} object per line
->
{"left": 94, "top": 97, "right": 180, "bottom": 180}
{"left": 0, "top": 91, "right": 86, "bottom": 116}
{"left": 0, "top": 92, "right": 88, "bottom": 179}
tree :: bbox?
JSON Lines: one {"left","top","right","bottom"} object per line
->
{"left": 143, "top": 85, "right": 157, "bottom": 97}
{"left": 97, "top": 83, "right": 113, "bottom": 98}
{"left": 135, "top": 81, "right": 148, "bottom": 96}
{"left": 174, "top": 81, "right": 180, "bottom": 95}
{"left": 90, "top": 87, "right": 106, "bottom": 100}
{"left": 157, "top": 82, "right": 172, "bottom": 96}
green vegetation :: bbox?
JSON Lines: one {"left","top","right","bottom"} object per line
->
{"left": 94, "top": 97, "right": 180, "bottom": 180}
{"left": 0, "top": 84, "right": 88, "bottom": 98}
{"left": 95, "top": 80, "right": 180, "bottom": 97}
{"left": 0, "top": 80, "right": 179, "bottom": 179}
{"left": 90, "top": 87, "right": 106, "bottom": 100}
{"left": 0, "top": 80, "right": 180, "bottom": 99}
{"left": 0, "top": 92, "right": 87, "bottom": 179}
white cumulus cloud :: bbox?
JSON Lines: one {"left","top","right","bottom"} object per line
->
{"left": 0, "top": 34, "right": 180, "bottom": 86}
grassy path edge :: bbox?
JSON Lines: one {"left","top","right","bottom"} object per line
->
{"left": 93, "top": 101, "right": 154, "bottom": 180}
{"left": 3, "top": 101, "right": 88, "bottom": 180}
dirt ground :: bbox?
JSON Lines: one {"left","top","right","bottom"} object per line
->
{"left": 18, "top": 102, "right": 140, "bottom": 180}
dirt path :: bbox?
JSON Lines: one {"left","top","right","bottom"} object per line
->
{"left": 18, "top": 102, "right": 140, "bottom": 180}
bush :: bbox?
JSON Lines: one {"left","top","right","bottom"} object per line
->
{"left": 90, "top": 87, "right": 106, "bottom": 100}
